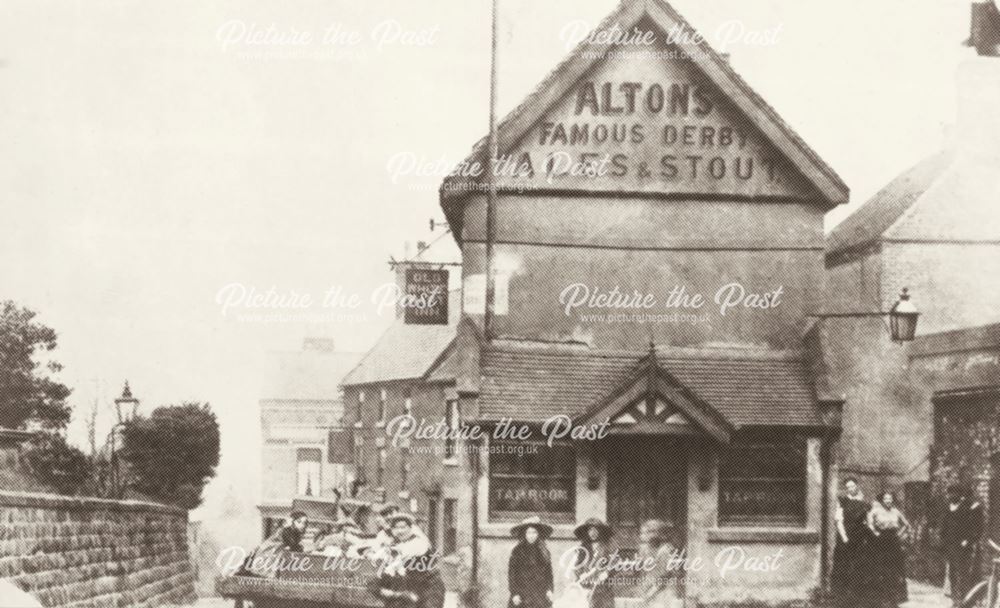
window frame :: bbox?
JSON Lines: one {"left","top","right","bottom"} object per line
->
{"left": 487, "top": 438, "right": 576, "bottom": 520}
{"left": 443, "top": 498, "right": 458, "bottom": 555}
{"left": 444, "top": 399, "right": 459, "bottom": 460}
{"left": 717, "top": 434, "right": 808, "bottom": 528}
{"left": 377, "top": 388, "right": 388, "bottom": 425}
{"left": 296, "top": 447, "right": 322, "bottom": 497}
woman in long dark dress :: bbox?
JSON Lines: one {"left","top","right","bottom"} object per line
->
{"left": 508, "top": 517, "right": 554, "bottom": 608}
{"left": 832, "top": 478, "right": 870, "bottom": 605}
{"left": 571, "top": 518, "right": 615, "bottom": 608}
{"left": 866, "top": 491, "right": 911, "bottom": 607}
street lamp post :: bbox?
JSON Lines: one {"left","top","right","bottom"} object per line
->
{"left": 108, "top": 381, "right": 140, "bottom": 498}
{"left": 114, "top": 380, "right": 139, "bottom": 424}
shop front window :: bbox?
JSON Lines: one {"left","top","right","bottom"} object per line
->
{"left": 718, "top": 435, "right": 807, "bottom": 526}
{"left": 489, "top": 439, "right": 575, "bottom": 517}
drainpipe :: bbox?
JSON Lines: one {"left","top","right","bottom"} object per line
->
{"left": 471, "top": 434, "right": 481, "bottom": 590}
{"left": 819, "top": 429, "right": 833, "bottom": 590}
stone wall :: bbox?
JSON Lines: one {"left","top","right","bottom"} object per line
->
{"left": 0, "top": 491, "right": 196, "bottom": 608}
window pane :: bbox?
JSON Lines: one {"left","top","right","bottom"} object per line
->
{"left": 297, "top": 448, "right": 322, "bottom": 496}
{"left": 489, "top": 440, "right": 575, "bottom": 515}
{"left": 718, "top": 438, "right": 806, "bottom": 526}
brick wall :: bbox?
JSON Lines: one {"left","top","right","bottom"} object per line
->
{"left": 0, "top": 491, "right": 196, "bottom": 608}
{"left": 343, "top": 379, "right": 455, "bottom": 519}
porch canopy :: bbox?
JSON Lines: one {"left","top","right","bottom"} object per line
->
{"left": 477, "top": 342, "right": 828, "bottom": 443}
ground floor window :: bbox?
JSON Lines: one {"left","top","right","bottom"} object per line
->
{"left": 443, "top": 498, "right": 458, "bottom": 554}
{"left": 489, "top": 439, "right": 575, "bottom": 517}
{"left": 718, "top": 434, "right": 807, "bottom": 526}
{"left": 427, "top": 497, "right": 439, "bottom": 551}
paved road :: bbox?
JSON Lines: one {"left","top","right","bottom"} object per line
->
{"left": 174, "top": 592, "right": 462, "bottom": 608}
{"left": 177, "top": 583, "right": 948, "bottom": 608}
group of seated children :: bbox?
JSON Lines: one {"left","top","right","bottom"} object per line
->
{"left": 312, "top": 502, "right": 431, "bottom": 563}
{"left": 243, "top": 502, "right": 444, "bottom": 607}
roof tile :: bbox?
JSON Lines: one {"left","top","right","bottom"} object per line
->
{"left": 478, "top": 345, "right": 821, "bottom": 427}
{"left": 340, "top": 291, "right": 459, "bottom": 386}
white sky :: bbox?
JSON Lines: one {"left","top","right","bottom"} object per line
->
{"left": 0, "top": 0, "right": 972, "bottom": 526}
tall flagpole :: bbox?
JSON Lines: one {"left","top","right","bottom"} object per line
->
{"left": 483, "top": 0, "right": 499, "bottom": 342}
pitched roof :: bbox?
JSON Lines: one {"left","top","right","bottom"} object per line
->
{"left": 340, "top": 290, "right": 459, "bottom": 386}
{"left": 825, "top": 151, "right": 955, "bottom": 261}
{"left": 440, "top": 0, "right": 848, "bottom": 238}
{"left": 478, "top": 343, "right": 823, "bottom": 428}
{"left": 574, "top": 352, "right": 734, "bottom": 442}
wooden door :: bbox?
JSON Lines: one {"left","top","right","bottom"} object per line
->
{"left": 606, "top": 436, "right": 687, "bottom": 551}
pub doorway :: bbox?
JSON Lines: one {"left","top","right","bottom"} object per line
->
{"left": 606, "top": 436, "right": 688, "bottom": 551}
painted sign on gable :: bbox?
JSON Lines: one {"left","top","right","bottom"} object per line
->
{"left": 483, "top": 28, "right": 816, "bottom": 199}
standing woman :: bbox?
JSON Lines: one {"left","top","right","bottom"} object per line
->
{"left": 571, "top": 518, "right": 615, "bottom": 608}
{"left": 832, "top": 477, "right": 871, "bottom": 605}
{"left": 508, "top": 517, "right": 555, "bottom": 608}
{"left": 866, "top": 491, "right": 911, "bottom": 607}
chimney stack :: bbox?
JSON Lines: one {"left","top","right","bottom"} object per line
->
{"left": 969, "top": 0, "right": 1000, "bottom": 56}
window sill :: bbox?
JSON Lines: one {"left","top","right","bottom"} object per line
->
{"left": 706, "top": 528, "right": 820, "bottom": 544}
{"left": 480, "top": 518, "right": 576, "bottom": 539}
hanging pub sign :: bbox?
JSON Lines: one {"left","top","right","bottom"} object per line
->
{"left": 404, "top": 268, "right": 449, "bottom": 325}
{"left": 327, "top": 428, "right": 354, "bottom": 464}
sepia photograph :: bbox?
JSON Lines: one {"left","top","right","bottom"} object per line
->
{"left": 2, "top": 0, "right": 1000, "bottom": 607}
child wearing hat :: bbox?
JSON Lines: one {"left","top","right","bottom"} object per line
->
{"left": 508, "top": 517, "right": 555, "bottom": 608}
{"left": 570, "top": 518, "right": 616, "bottom": 608}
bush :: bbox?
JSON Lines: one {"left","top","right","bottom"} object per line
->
{"left": 22, "top": 433, "right": 92, "bottom": 495}
{"left": 120, "top": 403, "right": 220, "bottom": 509}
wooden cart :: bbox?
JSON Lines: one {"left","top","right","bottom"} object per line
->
{"left": 216, "top": 497, "right": 388, "bottom": 608}
{"left": 216, "top": 560, "right": 384, "bottom": 608}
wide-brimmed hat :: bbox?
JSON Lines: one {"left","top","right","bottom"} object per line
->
{"left": 385, "top": 512, "right": 416, "bottom": 527}
{"left": 510, "top": 516, "right": 553, "bottom": 540}
{"left": 574, "top": 518, "right": 613, "bottom": 541}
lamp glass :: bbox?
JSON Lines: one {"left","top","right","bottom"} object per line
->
{"left": 889, "top": 290, "right": 919, "bottom": 342}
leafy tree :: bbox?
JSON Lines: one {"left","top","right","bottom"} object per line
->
{"left": 120, "top": 403, "right": 220, "bottom": 509}
{"left": 22, "top": 433, "right": 92, "bottom": 495}
{"left": 0, "top": 301, "right": 72, "bottom": 429}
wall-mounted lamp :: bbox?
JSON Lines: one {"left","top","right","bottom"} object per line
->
{"left": 810, "top": 288, "right": 920, "bottom": 343}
